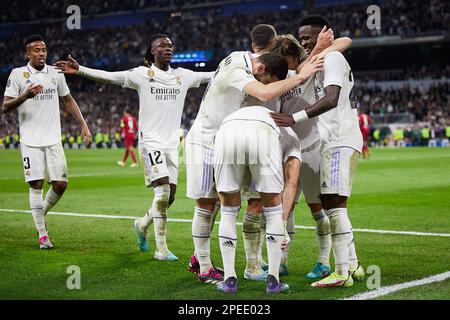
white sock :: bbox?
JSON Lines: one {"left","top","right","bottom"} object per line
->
{"left": 218, "top": 205, "right": 240, "bottom": 280}
{"left": 192, "top": 206, "right": 214, "bottom": 274}
{"left": 349, "top": 235, "right": 359, "bottom": 269}
{"left": 257, "top": 214, "right": 267, "bottom": 266}
{"left": 281, "top": 211, "right": 295, "bottom": 265}
{"left": 209, "top": 202, "right": 220, "bottom": 232}
{"left": 327, "top": 208, "right": 353, "bottom": 276}
{"left": 139, "top": 208, "right": 153, "bottom": 232}
{"left": 151, "top": 184, "right": 170, "bottom": 252}
{"left": 264, "top": 204, "right": 284, "bottom": 282}
{"left": 242, "top": 211, "right": 261, "bottom": 272}
{"left": 43, "top": 187, "right": 61, "bottom": 216}
{"left": 30, "top": 188, "right": 46, "bottom": 238}
{"left": 312, "top": 209, "right": 331, "bottom": 266}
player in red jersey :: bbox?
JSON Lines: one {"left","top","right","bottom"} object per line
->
{"left": 118, "top": 110, "right": 138, "bottom": 167}
{"left": 358, "top": 110, "right": 373, "bottom": 159}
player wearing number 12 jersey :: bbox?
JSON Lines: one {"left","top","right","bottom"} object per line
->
{"left": 55, "top": 34, "right": 214, "bottom": 261}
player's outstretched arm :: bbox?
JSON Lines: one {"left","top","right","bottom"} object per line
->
{"left": 243, "top": 56, "right": 323, "bottom": 101}
{"left": 55, "top": 55, "right": 126, "bottom": 86}
{"left": 61, "top": 94, "right": 92, "bottom": 144}
{"left": 2, "top": 83, "right": 44, "bottom": 114}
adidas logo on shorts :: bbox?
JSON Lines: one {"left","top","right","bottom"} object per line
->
{"left": 322, "top": 182, "right": 328, "bottom": 188}
{"left": 266, "top": 236, "right": 276, "bottom": 243}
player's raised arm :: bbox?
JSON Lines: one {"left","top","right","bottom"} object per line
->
{"left": 243, "top": 55, "right": 323, "bottom": 101}
{"left": 316, "top": 37, "right": 352, "bottom": 60}
{"left": 195, "top": 71, "right": 215, "bottom": 84}
{"left": 55, "top": 55, "right": 127, "bottom": 86}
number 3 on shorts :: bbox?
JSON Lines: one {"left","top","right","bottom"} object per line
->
{"left": 23, "top": 157, "right": 31, "bottom": 170}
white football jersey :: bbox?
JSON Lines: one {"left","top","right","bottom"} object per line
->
{"left": 265, "top": 70, "right": 320, "bottom": 149}
{"left": 186, "top": 51, "right": 257, "bottom": 148}
{"left": 314, "top": 52, "right": 363, "bottom": 154}
{"left": 4, "top": 63, "right": 70, "bottom": 147}
{"left": 123, "top": 65, "right": 214, "bottom": 150}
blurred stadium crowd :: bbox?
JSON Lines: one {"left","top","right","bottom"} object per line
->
{"left": 0, "top": 0, "right": 449, "bottom": 148}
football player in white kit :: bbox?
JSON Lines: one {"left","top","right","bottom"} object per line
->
{"left": 2, "top": 34, "right": 92, "bottom": 249}
{"left": 55, "top": 34, "right": 214, "bottom": 261}
{"left": 186, "top": 50, "right": 323, "bottom": 284}
{"left": 243, "top": 31, "right": 352, "bottom": 280}
{"left": 271, "top": 15, "right": 364, "bottom": 288}
{"left": 214, "top": 106, "right": 302, "bottom": 293}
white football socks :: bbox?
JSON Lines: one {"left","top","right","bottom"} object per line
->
{"left": 257, "top": 213, "right": 267, "bottom": 267}
{"left": 192, "top": 206, "right": 214, "bottom": 274}
{"left": 242, "top": 211, "right": 262, "bottom": 272}
{"left": 151, "top": 184, "right": 170, "bottom": 252}
{"left": 327, "top": 208, "right": 353, "bottom": 276}
{"left": 281, "top": 211, "right": 295, "bottom": 265}
{"left": 218, "top": 205, "right": 240, "bottom": 280}
{"left": 209, "top": 202, "right": 220, "bottom": 232}
{"left": 30, "top": 188, "right": 46, "bottom": 238}
{"left": 349, "top": 235, "right": 359, "bottom": 269}
{"left": 312, "top": 209, "right": 332, "bottom": 266}
{"left": 43, "top": 187, "right": 61, "bottom": 216}
{"left": 139, "top": 208, "right": 153, "bottom": 232}
{"left": 263, "top": 204, "right": 284, "bottom": 282}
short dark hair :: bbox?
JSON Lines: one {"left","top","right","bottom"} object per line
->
{"left": 299, "top": 14, "right": 331, "bottom": 29}
{"left": 257, "top": 52, "right": 288, "bottom": 81}
{"left": 250, "top": 24, "right": 277, "bottom": 49}
{"left": 144, "top": 33, "right": 170, "bottom": 66}
{"left": 270, "top": 34, "right": 305, "bottom": 65}
{"left": 24, "top": 34, "right": 44, "bottom": 46}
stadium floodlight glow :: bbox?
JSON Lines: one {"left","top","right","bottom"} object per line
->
{"left": 171, "top": 50, "right": 213, "bottom": 63}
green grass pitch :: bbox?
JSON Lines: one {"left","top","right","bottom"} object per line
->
{"left": 0, "top": 147, "right": 449, "bottom": 300}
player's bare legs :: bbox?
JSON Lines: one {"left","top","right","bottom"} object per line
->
{"left": 191, "top": 197, "right": 224, "bottom": 284}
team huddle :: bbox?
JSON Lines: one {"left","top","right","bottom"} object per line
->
{"left": 2, "top": 14, "right": 365, "bottom": 294}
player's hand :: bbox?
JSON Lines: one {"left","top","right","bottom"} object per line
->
{"left": 298, "top": 54, "right": 324, "bottom": 80}
{"left": 82, "top": 125, "right": 92, "bottom": 144}
{"left": 270, "top": 112, "right": 295, "bottom": 127}
{"left": 24, "top": 83, "right": 44, "bottom": 99}
{"left": 315, "top": 26, "right": 334, "bottom": 52}
{"left": 54, "top": 55, "right": 80, "bottom": 74}
{"left": 281, "top": 222, "right": 291, "bottom": 251}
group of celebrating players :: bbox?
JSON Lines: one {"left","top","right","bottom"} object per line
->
{"left": 2, "top": 13, "right": 365, "bottom": 294}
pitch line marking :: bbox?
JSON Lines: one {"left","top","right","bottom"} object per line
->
{"left": 343, "top": 271, "right": 450, "bottom": 300}
{"left": 1, "top": 208, "right": 450, "bottom": 238}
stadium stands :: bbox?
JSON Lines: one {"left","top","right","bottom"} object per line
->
{"left": 0, "top": 0, "right": 448, "bottom": 148}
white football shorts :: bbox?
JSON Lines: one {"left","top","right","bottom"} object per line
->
{"left": 20, "top": 142, "right": 68, "bottom": 183}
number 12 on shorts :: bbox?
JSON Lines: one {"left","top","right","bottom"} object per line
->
{"left": 148, "top": 151, "right": 163, "bottom": 166}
